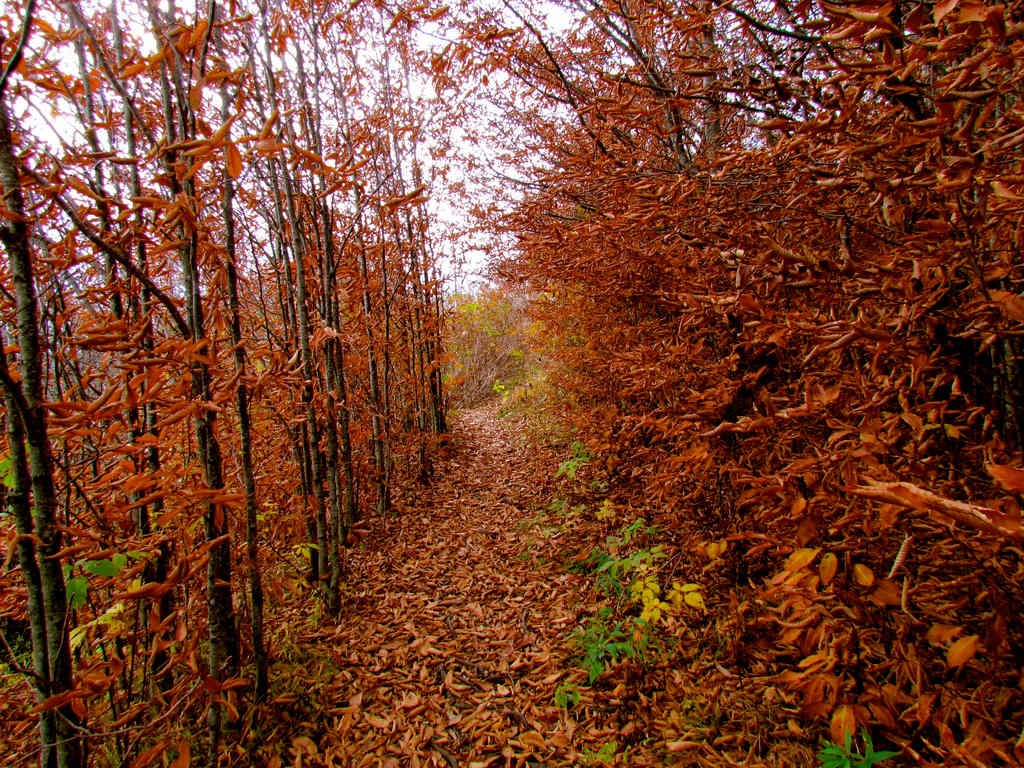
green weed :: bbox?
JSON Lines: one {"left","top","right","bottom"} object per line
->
{"left": 580, "top": 519, "right": 666, "bottom": 596}
{"left": 556, "top": 441, "right": 590, "bottom": 479}
{"left": 582, "top": 739, "right": 619, "bottom": 765}
{"left": 547, "top": 497, "right": 568, "bottom": 515}
{"left": 818, "top": 729, "right": 899, "bottom": 768}
{"left": 554, "top": 681, "right": 582, "bottom": 709}
{"left": 572, "top": 608, "right": 635, "bottom": 683}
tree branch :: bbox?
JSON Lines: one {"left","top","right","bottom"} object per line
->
{"left": 23, "top": 167, "right": 191, "bottom": 338}
{"left": 722, "top": 2, "right": 821, "bottom": 43}
{"left": 0, "top": 0, "right": 36, "bottom": 99}
{"left": 64, "top": 3, "right": 157, "bottom": 146}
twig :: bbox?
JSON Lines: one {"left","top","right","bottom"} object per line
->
{"left": 888, "top": 535, "right": 913, "bottom": 578}
{"left": 21, "top": 166, "right": 191, "bottom": 337}
{"left": 63, "top": 3, "right": 156, "bottom": 145}
{"left": 721, "top": 2, "right": 820, "bottom": 43}
{"left": 0, "top": 0, "right": 37, "bottom": 99}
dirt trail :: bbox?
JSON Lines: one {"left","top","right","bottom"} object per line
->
{"left": 305, "top": 403, "right": 596, "bottom": 767}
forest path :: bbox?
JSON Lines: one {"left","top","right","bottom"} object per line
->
{"left": 302, "top": 402, "right": 595, "bottom": 767}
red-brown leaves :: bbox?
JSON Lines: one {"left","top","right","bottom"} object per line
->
{"left": 988, "top": 463, "right": 1024, "bottom": 492}
{"left": 480, "top": 0, "right": 1024, "bottom": 761}
{"left": 225, "top": 141, "right": 243, "bottom": 179}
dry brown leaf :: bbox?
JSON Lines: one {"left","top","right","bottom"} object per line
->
{"left": 830, "top": 705, "right": 857, "bottom": 745}
{"left": 785, "top": 547, "right": 821, "bottom": 572}
{"left": 169, "top": 741, "right": 190, "bottom": 768}
{"left": 819, "top": 552, "right": 838, "bottom": 586}
{"left": 519, "top": 731, "right": 546, "bottom": 750}
{"left": 226, "top": 141, "right": 243, "bottom": 180}
{"left": 987, "top": 463, "right": 1024, "bottom": 492}
{"left": 853, "top": 564, "right": 875, "bottom": 587}
{"left": 946, "top": 635, "right": 980, "bottom": 669}
{"left": 666, "top": 739, "right": 701, "bottom": 752}
{"left": 869, "top": 579, "right": 900, "bottom": 606}
{"left": 927, "top": 624, "right": 963, "bottom": 644}
{"left": 363, "top": 714, "right": 390, "bottom": 730}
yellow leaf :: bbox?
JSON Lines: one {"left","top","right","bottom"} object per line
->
{"left": 830, "top": 705, "right": 857, "bottom": 745}
{"left": 853, "top": 563, "right": 875, "bottom": 587}
{"left": 819, "top": 552, "right": 838, "bottom": 586}
{"left": 683, "top": 590, "right": 705, "bottom": 610}
{"left": 784, "top": 547, "right": 820, "bottom": 572}
{"left": 946, "top": 634, "right": 979, "bottom": 668}
{"left": 705, "top": 540, "right": 726, "bottom": 558}
{"left": 225, "top": 141, "right": 243, "bottom": 180}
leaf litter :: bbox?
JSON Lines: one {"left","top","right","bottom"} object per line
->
{"left": 255, "top": 403, "right": 605, "bottom": 766}
{"left": 249, "top": 400, "right": 1023, "bottom": 768}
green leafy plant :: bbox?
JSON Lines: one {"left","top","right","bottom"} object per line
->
{"left": 582, "top": 739, "right": 619, "bottom": 765}
{"left": 554, "top": 681, "right": 582, "bottom": 709}
{"left": 583, "top": 531, "right": 666, "bottom": 596}
{"left": 0, "top": 454, "right": 14, "bottom": 489}
{"left": 82, "top": 553, "right": 128, "bottom": 578}
{"left": 818, "top": 729, "right": 899, "bottom": 768}
{"left": 65, "top": 575, "right": 88, "bottom": 611}
{"left": 573, "top": 609, "right": 635, "bottom": 682}
{"left": 556, "top": 441, "right": 591, "bottom": 479}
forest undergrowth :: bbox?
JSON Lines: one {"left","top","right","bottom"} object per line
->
{"left": 257, "top": 369, "right": 1024, "bottom": 768}
{"left": 242, "top": 400, "right": 601, "bottom": 767}
{"left": 242, "top": 393, "right": 859, "bottom": 768}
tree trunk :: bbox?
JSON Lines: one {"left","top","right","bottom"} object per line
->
{"left": 219, "top": 61, "right": 269, "bottom": 700}
{"left": 144, "top": 1, "right": 239, "bottom": 753}
{"left": 0, "top": 86, "right": 85, "bottom": 768}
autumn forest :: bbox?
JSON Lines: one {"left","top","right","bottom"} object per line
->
{"left": 1, "top": 0, "right": 1023, "bottom": 765}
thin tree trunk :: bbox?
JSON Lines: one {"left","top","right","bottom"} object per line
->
{"left": 219, "top": 57, "right": 268, "bottom": 699}
{"left": 0, "top": 84, "right": 85, "bottom": 768}
{"left": 144, "top": 1, "right": 239, "bottom": 753}
{"left": 0, "top": 335, "right": 57, "bottom": 768}
{"left": 110, "top": 0, "right": 174, "bottom": 691}
{"left": 258, "top": 4, "right": 336, "bottom": 605}
{"left": 353, "top": 197, "right": 390, "bottom": 516}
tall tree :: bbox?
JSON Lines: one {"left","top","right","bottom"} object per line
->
{"left": 0, "top": 8, "right": 84, "bottom": 765}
